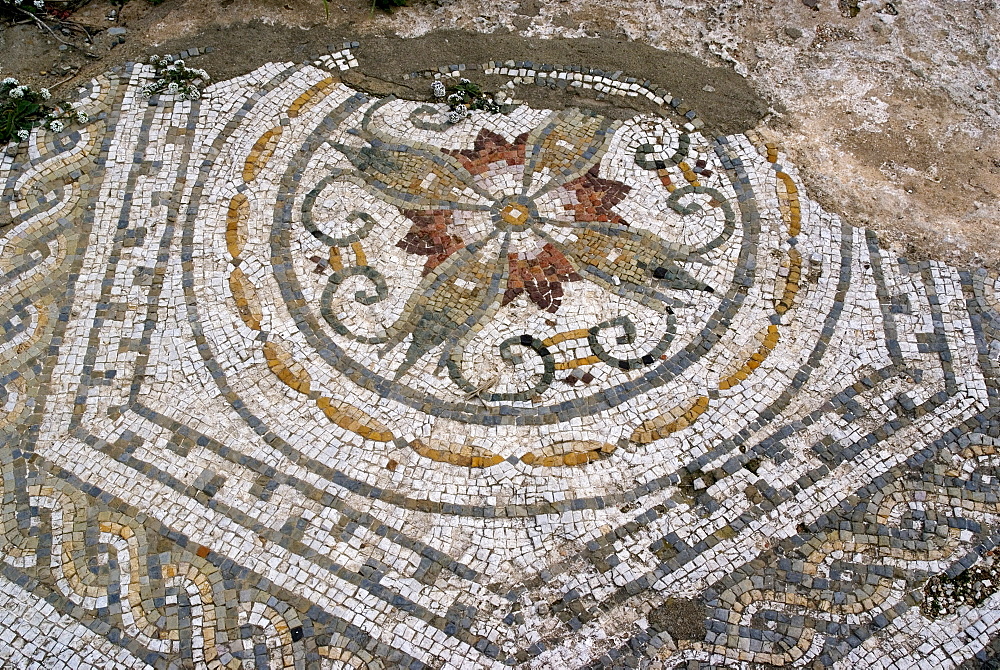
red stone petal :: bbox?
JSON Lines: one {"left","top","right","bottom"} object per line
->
{"left": 445, "top": 129, "right": 529, "bottom": 176}
{"left": 504, "top": 243, "right": 581, "bottom": 313}
{"left": 396, "top": 209, "right": 464, "bottom": 275}
{"left": 562, "top": 165, "right": 632, "bottom": 224}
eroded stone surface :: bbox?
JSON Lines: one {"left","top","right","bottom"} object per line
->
{"left": 3, "top": 50, "right": 1000, "bottom": 669}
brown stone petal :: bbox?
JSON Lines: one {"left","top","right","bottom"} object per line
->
{"left": 396, "top": 209, "right": 465, "bottom": 275}
{"left": 444, "top": 129, "right": 529, "bottom": 176}
{"left": 504, "top": 243, "right": 581, "bottom": 312}
{"left": 562, "top": 165, "right": 632, "bottom": 225}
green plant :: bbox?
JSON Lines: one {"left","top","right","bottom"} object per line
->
{"left": 449, "top": 79, "right": 500, "bottom": 113}
{"left": 0, "top": 78, "right": 87, "bottom": 145}
{"left": 431, "top": 77, "right": 501, "bottom": 124}
{"left": 140, "top": 55, "right": 210, "bottom": 100}
{"left": 0, "top": 95, "right": 41, "bottom": 144}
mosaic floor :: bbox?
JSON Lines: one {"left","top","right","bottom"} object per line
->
{"left": 3, "top": 46, "right": 1000, "bottom": 669}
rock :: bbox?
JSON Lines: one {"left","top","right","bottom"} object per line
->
{"left": 108, "top": 27, "right": 127, "bottom": 36}
{"left": 785, "top": 26, "right": 804, "bottom": 39}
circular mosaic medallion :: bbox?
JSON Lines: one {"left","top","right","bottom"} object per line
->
{"left": 272, "top": 98, "right": 750, "bottom": 425}
{"left": 203, "top": 69, "right": 802, "bottom": 472}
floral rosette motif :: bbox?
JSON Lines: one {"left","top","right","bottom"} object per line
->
{"left": 300, "top": 100, "right": 730, "bottom": 403}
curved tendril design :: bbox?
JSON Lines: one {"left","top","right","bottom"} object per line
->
{"left": 634, "top": 131, "right": 691, "bottom": 170}
{"left": 663, "top": 184, "right": 737, "bottom": 255}
{"left": 301, "top": 178, "right": 377, "bottom": 247}
{"left": 408, "top": 104, "right": 454, "bottom": 132}
{"left": 447, "top": 334, "right": 556, "bottom": 402}
{"left": 320, "top": 265, "right": 389, "bottom": 345}
{"left": 538, "top": 188, "right": 734, "bottom": 260}
{"left": 588, "top": 315, "right": 676, "bottom": 371}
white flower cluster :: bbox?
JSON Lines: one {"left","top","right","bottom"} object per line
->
{"left": 432, "top": 77, "right": 501, "bottom": 124}
{"left": 140, "top": 55, "right": 211, "bottom": 101}
{"left": 1, "top": 76, "right": 89, "bottom": 144}
{"left": 3, "top": 0, "right": 46, "bottom": 9}
{"left": 150, "top": 54, "right": 173, "bottom": 69}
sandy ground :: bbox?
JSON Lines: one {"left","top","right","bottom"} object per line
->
{"left": 1, "top": 0, "right": 997, "bottom": 267}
